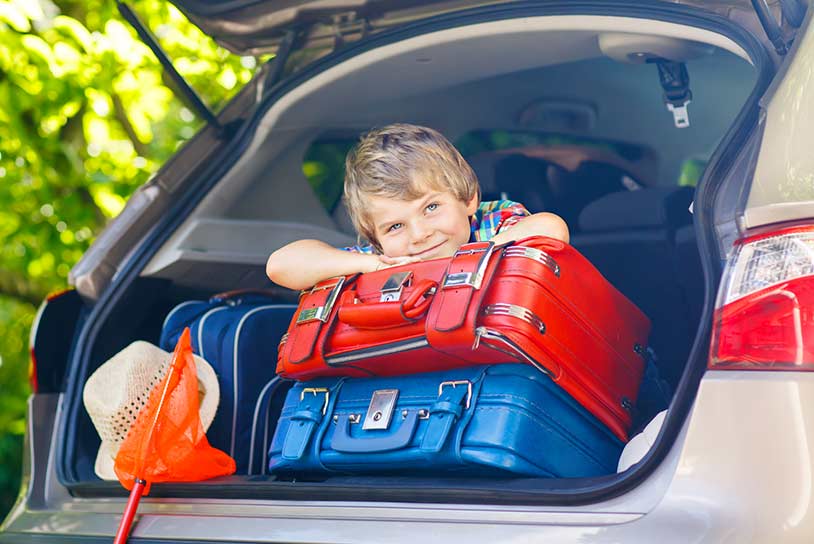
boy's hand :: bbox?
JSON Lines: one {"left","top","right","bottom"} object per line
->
{"left": 490, "top": 212, "right": 570, "bottom": 245}
{"left": 375, "top": 255, "right": 421, "bottom": 270}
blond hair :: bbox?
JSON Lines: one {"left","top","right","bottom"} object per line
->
{"left": 343, "top": 123, "right": 479, "bottom": 251}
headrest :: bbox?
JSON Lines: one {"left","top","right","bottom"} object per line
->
{"left": 492, "top": 155, "right": 553, "bottom": 213}
{"left": 578, "top": 186, "right": 694, "bottom": 233}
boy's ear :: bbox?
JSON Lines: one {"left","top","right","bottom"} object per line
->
{"left": 465, "top": 193, "right": 480, "bottom": 215}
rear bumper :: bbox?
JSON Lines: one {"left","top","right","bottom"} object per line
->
{"left": 3, "top": 371, "right": 812, "bottom": 543}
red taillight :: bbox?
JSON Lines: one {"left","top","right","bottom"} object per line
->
{"left": 710, "top": 225, "right": 814, "bottom": 370}
{"left": 29, "top": 348, "right": 39, "bottom": 394}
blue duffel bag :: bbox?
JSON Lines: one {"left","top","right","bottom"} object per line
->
{"left": 269, "top": 364, "right": 623, "bottom": 478}
{"left": 160, "top": 292, "right": 296, "bottom": 474}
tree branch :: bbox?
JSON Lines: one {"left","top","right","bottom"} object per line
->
{"left": 75, "top": 185, "right": 107, "bottom": 227}
{"left": 0, "top": 269, "right": 50, "bottom": 308}
{"left": 58, "top": 104, "right": 108, "bottom": 226}
{"left": 111, "top": 92, "right": 150, "bottom": 157}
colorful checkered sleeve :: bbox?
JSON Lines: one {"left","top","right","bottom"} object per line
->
{"left": 470, "top": 200, "right": 530, "bottom": 242}
{"left": 343, "top": 243, "right": 376, "bottom": 254}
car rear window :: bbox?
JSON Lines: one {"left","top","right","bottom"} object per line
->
{"left": 455, "top": 130, "right": 651, "bottom": 162}
{"left": 678, "top": 157, "right": 707, "bottom": 187}
{"left": 302, "top": 138, "right": 355, "bottom": 213}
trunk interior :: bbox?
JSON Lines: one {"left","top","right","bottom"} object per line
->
{"left": 62, "top": 4, "right": 767, "bottom": 503}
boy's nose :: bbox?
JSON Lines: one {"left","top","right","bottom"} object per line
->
{"left": 408, "top": 222, "right": 432, "bottom": 244}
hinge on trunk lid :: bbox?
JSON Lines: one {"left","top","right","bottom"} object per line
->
{"left": 750, "top": 0, "right": 807, "bottom": 55}
{"left": 330, "top": 11, "right": 370, "bottom": 51}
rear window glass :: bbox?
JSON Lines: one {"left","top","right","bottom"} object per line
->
{"left": 301, "top": 131, "right": 664, "bottom": 214}
{"left": 455, "top": 130, "right": 650, "bottom": 162}
{"left": 302, "top": 139, "right": 355, "bottom": 212}
{"left": 678, "top": 157, "right": 707, "bottom": 187}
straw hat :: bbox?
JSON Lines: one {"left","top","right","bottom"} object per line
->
{"left": 83, "top": 341, "right": 219, "bottom": 480}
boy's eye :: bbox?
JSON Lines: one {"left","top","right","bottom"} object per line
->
{"left": 426, "top": 203, "right": 439, "bottom": 212}
{"left": 387, "top": 223, "right": 403, "bottom": 233}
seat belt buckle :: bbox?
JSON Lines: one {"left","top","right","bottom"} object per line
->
{"left": 666, "top": 100, "right": 691, "bottom": 128}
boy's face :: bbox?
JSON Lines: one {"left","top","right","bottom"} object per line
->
{"left": 366, "top": 186, "right": 479, "bottom": 260}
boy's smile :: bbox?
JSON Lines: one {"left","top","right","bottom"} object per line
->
{"left": 366, "top": 187, "right": 479, "bottom": 260}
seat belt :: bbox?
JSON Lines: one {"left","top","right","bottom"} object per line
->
{"left": 654, "top": 60, "right": 692, "bottom": 129}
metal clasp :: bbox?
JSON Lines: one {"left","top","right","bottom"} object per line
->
{"left": 362, "top": 389, "right": 399, "bottom": 430}
{"left": 482, "top": 303, "right": 546, "bottom": 334}
{"left": 403, "top": 409, "right": 430, "bottom": 420}
{"left": 667, "top": 100, "right": 690, "bottom": 128}
{"left": 300, "top": 387, "right": 330, "bottom": 415}
{"left": 379, "top": 271, "right": 412, "bottom": 302}
{"left": 296, "top": 276, "right": 345, "bottom": 323}
{"left": 442, "top": 242, "right": 496, "bottom": 290}
{"left": 438, "top": 380, "right": 473, "bottom": 409}
{"left": 503, "top": 246, "right": 560, "bottom": 277}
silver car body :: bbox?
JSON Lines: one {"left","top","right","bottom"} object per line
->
{"left": 4, "top": 1, "right": 814, "bottom": 542}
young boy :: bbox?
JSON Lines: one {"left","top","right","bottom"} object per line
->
{"left": 266, "top": 123, "right": 569, "bottom": 291}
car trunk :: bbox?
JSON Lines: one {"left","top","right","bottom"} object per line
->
{"left": 59, "top": 0, "right": 773, "bottom": 506}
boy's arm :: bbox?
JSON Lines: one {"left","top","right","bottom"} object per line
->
{"left": 490, "top": 212, "right": 570, "bottom": 245}
{"left": 266, "top": 239, "right": 382, "bottom": 290}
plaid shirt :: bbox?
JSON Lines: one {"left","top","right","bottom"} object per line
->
{"left": 346, "top": 199, "right": 530, "bottom": 254}
{"left": 470, "top": 200, "right": 529, "bottom": 242}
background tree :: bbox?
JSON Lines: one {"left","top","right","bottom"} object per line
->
{"left": 0, "top": 0, "right": 262, "bottom": 519}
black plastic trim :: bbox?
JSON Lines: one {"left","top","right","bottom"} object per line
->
{"left": 30, "top": 289, "right": 84, "bottom": 393}
{"left": 70, "top": 471, "right": 623, "bottom": 505}
{"left": 58, "top": 0, "right": 773, "bottom": 508}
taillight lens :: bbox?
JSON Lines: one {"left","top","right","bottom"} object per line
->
{"left": 711, "top": 225, "right": 814, "bottom": 369}
{"left": 29, "top": 348, "right": 39, "bottom": 394}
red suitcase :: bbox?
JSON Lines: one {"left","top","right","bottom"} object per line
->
{"left": 276, "top": 237, "right": 650, "bottom": 440}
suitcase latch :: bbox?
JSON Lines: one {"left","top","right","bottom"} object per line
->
{"left": 297, "top": 276, "right": 346, "bottom": 323}
{"left": 380, "top": 271, "right": 412, "bottom": 302}
{"left": 443, "top": 272, "right": 473, "bottom": 288}
{"left": 363, "top": 389, "right": 399, "bottom": 430}
{"left": 443, "top": 241, "right": 496, "bottom": 290}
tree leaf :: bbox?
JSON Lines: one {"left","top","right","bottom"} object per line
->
{"left": 53, "top": 15, "right": 94, "bottom": 53}
{"left": 0, "top": 3, "right": 31, "bottom": 33}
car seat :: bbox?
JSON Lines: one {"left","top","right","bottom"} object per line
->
{"left": 570, "top": 186, "right": 696, "bottom": 388}
{"left": 487, "top": 154, "right": 556, "bottom": 213}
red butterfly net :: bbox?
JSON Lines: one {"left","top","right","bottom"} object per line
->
{"left": 113, "top": 328, "right": 234, "bottom": 542}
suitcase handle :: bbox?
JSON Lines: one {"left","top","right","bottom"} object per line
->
{"left": 337, "top": 279, "right": 437, "bottom": 329}
{"left": 209, "top": 287, "right": 297, "bottom": 304}
{"left": 331, "top": 411, "right": 419, "bottom": 452}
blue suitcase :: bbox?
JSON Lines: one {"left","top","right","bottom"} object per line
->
{"left": 160, "top": 292, "right": 296, "bottom": 474}
{"left": 247, "top": 376, "right": 292, "bottom": 475}
{"left": 269, "top": 364, "right": 623, "bottom": 478}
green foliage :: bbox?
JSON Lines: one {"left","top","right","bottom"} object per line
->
{"left": 679, "top": 158, "right": 707, "bottom": 187}
{"left": 303, "top": 139, "right": 356, "bottom": 213}
{"left": 0, "top": 295, "right": 32, "bottom": 518}
{"left": 455, "top": 130, "right": 648, "bottom": 162}
{"left": 0, "top": 0, "right": 263, "bottom": 521}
